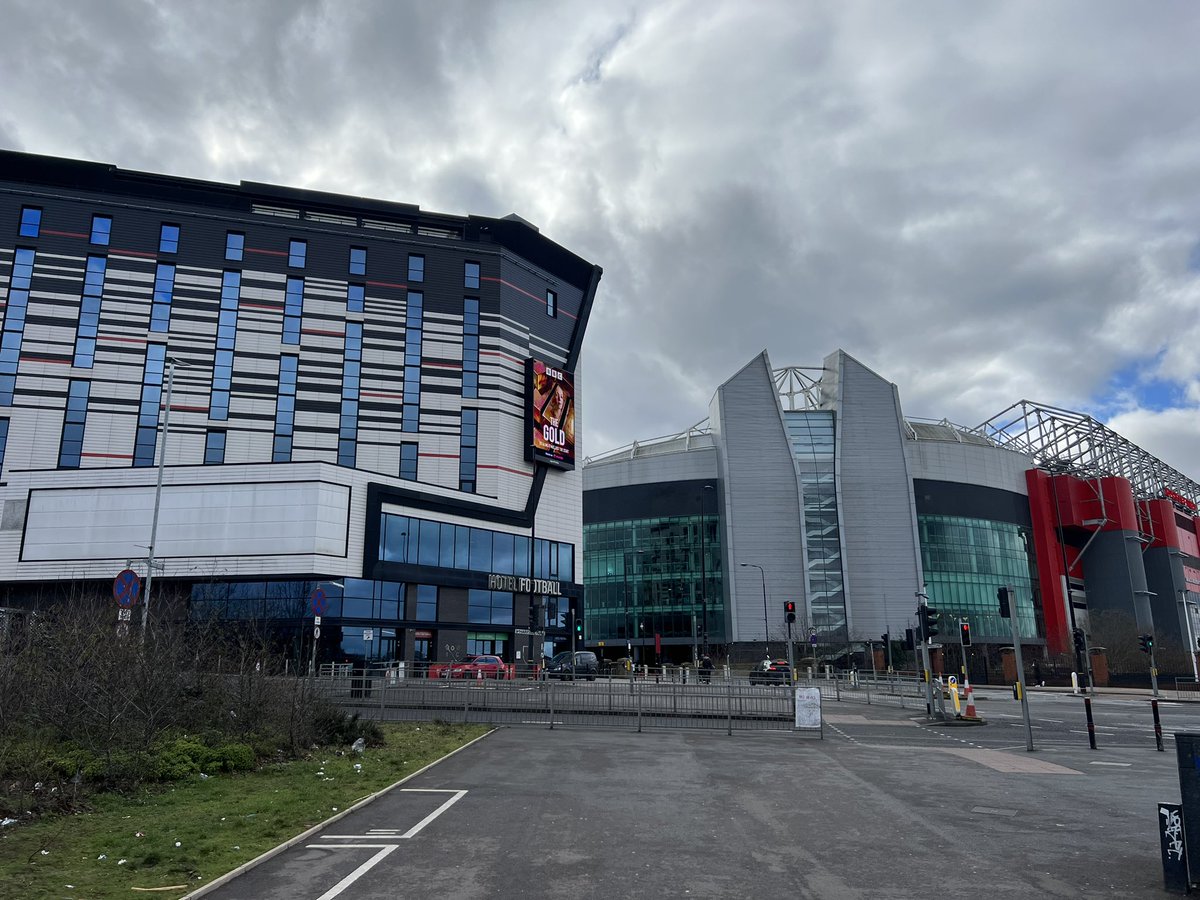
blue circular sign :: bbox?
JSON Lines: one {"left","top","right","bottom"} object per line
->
{"left": 310, "top": 587, "right": 327, "bottom": 617}
{"left": 113, "top": 569, "right": 141, "bottom": 608}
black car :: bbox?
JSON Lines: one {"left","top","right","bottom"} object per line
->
{"left": 544, "top": 650, "right": 599, "bottom": 680}
{"left": 748, "top": 659, "right": 791, "bottom": 686}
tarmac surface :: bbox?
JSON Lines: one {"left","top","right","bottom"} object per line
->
{"left": 191, "top": 690, "right": 1188, "bottom": 899}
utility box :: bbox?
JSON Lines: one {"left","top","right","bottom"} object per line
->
{"left": 1173, "top": 733, "right": 1200, "bottom": 886}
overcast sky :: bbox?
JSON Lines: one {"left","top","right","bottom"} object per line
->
{"left": 3, "top": 0, "right": 1199, "bottom": 481}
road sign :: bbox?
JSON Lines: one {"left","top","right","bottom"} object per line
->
{"left": 809, "top": 633, "right": 818, "bottom": 646}
{"left": 363, "top": 629, "right": 374, "bottom": 641}
{"left": 113, "top": 569, "right": 141, "bottom": 608}
{"left": 313, "top": 625, "right": 321, "bottom": 639}
{"left": 310, "top": 587, "right": 327, "bottom": 617}
{"left": 117, "top": 608, "right": 132, "bottom": 621}
{"left": 314, "top": 615, "right": 322, "bottom": 626}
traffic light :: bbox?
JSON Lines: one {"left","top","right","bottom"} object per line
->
{"left": 918, "top": 605, "right": 939, "bottom": 642}
{"left": 997, "top": 586, "right": 1012, "bottom": 619}
{"left": 784, "top": 601, "right": 797, "bottom": 624}
{"left": 1139, "top": 633, "right": 1153, "bottom": 654}
{"left": 575, "top": 615, "right": 584, "bottom": 639}
{"left": 1072, "top": 628, "right": 1086, "bottom": 655}
{"left": 959, "top": 620, "right": 971, "bottom": 646}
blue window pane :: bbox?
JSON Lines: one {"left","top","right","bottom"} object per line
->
{"left": 347, "top": 284, "right": 364, "bottom": 312}
{"left": 349, "top": 247, "right": 366, "bottom": 276}
{"left": 546, "top": 289, "right": 557, "bottom": 318}
{"left": 0, "top": 418, "right": 9, "bottom": 473}
{"left": 408, "top": 254, "right": 424, "bottom": 283}
{"left": 289, "top": 239, "right": 306, "bottom": 268}
{"left": 19, "top": 207, "right": 42, "bottom": 238}
{"left": 464, "top": 261, "right": 480, "bottom": 289}
{"left": 159, "top": 224, "right": 180, "bottom": 253}
{"left": 225, "top": 232, "right": 244, "bottom": 261}
{"left": 90, "top": 215, "right": 112, "bottom": 246}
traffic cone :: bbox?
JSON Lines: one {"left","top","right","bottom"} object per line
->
{"left": 964, "top": 683, "right": 979, "bottom": 719}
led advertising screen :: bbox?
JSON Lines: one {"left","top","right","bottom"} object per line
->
{"left": 527, "top": 358, "right": 576, "bottom": 470}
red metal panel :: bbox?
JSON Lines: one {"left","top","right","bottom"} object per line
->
{"left": 1027, "top": 469, "right": 1070, "bottom": 654}
{"left": 1143, "top": 499, "right": 1182, "bottom": 550}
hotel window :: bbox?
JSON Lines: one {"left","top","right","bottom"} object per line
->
{"left": 225, "top": 231, "right": 244, "bottom": 261}
{"left": 347, "top": 283, "right": 364, "bottom": 313}
{"left": 288, "top": 239, "right": 307, "bottom": 268}
{"left": 0, "top": 248, "right": 36, "bottom": 405}
{"left": 272, "top": 354, "right": 298, "bottom": 462}
{"left": 204, "top": 429, "right": 226, "bottom": 465}
{"left": 18, "top": 207, "right": 41, "bottom": 238}
{"left": 408, "top": 254, "right": 424, "bottom": 283}
{"left": 415, "top": 584, "right": 438, "bottom": 621}
{"left": 462, "top": 297, "right": 479, "bottom": 399}
{"left": 459, "top": 408, "right": 477, "bottom": 493}
{"left": 399, "top": 442, "right": 418, "bottom": 481}
{"left": 90, "top": 215, "right": 112, "bottom": 246}
{"left": 210, "top": 270, "right": 241, "bottom": 421}
{"left": 283, "top": 277, "right": 303, "bottom": 345}
{"left": 150, "top": 262, "right": 176, "bottom": 333}
{"left": 133, "top": 344, "right": 166, "bottom": 467}
{"left": 468, "top": 589, "right": 514, "bottom": 625}
{"left": 58, "top": 379, "right": 91, "bottom": 469}
{"left": 73, "top": 255, "right": 107, "bottom": 368}
{"left": 402, "top": 292, "right": 422, "bottom": 432}
{"left": 338, "top": 322, "right": 362, "bottom": 467}
{"left": 546, "top": 289, "right": 557, "bottom": 318}
{"left": 464, "top": 260, "right": 480, "bottom": 289}
{"left": 0, "top": 418, "right": 9, "bottom": 474}
{"left": 159, "top": 223, "right": 180, "bottom": 254}
{"left": 349, "top": 246, "right": 366, "bottom": 276}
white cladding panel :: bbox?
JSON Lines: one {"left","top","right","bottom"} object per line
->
{"left": 830, "top": 352, "right": 923, "bottom": 639}
{"left": 23, "top": 481, "right": 350, "bottom": 562}
{"left": 906, "top": 439, "right": 1033, "bottom": 494}
{"left": 583, "top": 446, "right": 718, "bottom": 491}
{"left": 711, "top": 354, "right": 806, "bottom": 645}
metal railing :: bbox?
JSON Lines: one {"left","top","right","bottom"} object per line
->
{"left": 314, "top": 673, "right": 818, "bottom": 735}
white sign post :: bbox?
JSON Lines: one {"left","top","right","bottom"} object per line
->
{"left": 794, "top": 687, "right": 822, "bottom": 737}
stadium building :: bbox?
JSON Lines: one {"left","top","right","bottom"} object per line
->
{"left": 582, "top": 350, "right": 1200, "bottom": 682}
{"left": 0, "top": 150, "right": 601, "bottom": 672}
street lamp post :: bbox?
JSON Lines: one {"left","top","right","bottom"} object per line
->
{"left": 741, "top": 563, "right": 769, "bottom": 658}
{"left": 141, "top": 358, "right": 186, "bottom": 641}
{"left": 624, "top": 549, "right": 644, "bottom": 663}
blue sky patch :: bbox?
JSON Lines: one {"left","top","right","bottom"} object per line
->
{"left": 1090, "top": 356, "right": 1180, "bottom": 417}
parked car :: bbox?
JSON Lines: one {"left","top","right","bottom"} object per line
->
{"left": 443, "top": 655, "right": 512, "bottom": 680}
{"left": 544, "top": 650, "right": 599, "bottom": 680}
{"left": 748, "top": 658, "right": 792, "bottom": 686}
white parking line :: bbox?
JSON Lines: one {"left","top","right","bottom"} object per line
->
{"left": 1090, "top": 761, "right": 1133, "bottom": 767}
{"left": 310, "top": 845, "right": 399, "bottom": 900}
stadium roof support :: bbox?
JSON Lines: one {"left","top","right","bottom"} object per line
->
{"left": 973, "top": 400, "right": 1200, "bottom": 506}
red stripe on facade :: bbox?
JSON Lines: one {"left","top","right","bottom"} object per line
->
{"left": 479, "top": 464, "right": 533, "bottom": 478}
{"left": 246, "top": 247, "right": 287, "bottom": 257}
{"left": 366, "top": 280, "right": 408, "bottom": 290}
{"left": 426, "top": 361, "right": 462, "bottom": 370}
{"left": 19, "top": 356, "right": 70, "bottom": 365}
{"left": 110, "top": 248, "right": 157, "bottom": 259}
{"left": 302, "top": 328, "right": 345, "bottom": 337}
{"left": 482, "top": 276, "right": 578, "bottom": 320}
{"left": 360, "top": 391, "right": 404, "bottom": 400}
{"left": 98, "top": 335, "right": 149, "bottom": 344}
{"left": 40, "top": 229, "right": 88, "bottom": 239}
{"left": 169, "top": 405, "right": 209, "bottom": 412}
{"left": 420, "top": 452, "right": 460, "bottom": 459}
{"left": 82, "top": 452, "right": 133, "bottom": 459}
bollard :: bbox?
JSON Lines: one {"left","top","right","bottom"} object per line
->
{"left": 1153, "top": 699, "right": 1164, "bottom": 752}
{"left": 1084, "top": 697, "right": 1097, "bottom": 749}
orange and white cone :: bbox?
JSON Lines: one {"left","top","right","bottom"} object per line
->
{"left": 964, "top": 683, "right": 979, "bottom": 719}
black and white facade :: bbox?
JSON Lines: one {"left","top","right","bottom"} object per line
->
{"left": 0, "top": 150, "right": 601, "bottom": 670}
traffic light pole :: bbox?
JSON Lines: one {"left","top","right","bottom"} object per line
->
{"left": 916, "top": 592, "right": 936, "bottom": 719}
{"left": 1005, "top": 586, "right": 1035, "bottom": 752}
{"left": 1150, "top": 641, "right": 1160, "bottom": 698}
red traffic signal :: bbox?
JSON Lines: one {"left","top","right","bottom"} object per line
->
{"left": 959, "top": 620, "right": 971, "bottom": 646}
{"left": 784, "top": 600, "right": 796, "bottom": 623}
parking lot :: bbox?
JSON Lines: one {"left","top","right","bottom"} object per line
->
{"left": 193, "top": 702, "right": 1180, "bottom": 899}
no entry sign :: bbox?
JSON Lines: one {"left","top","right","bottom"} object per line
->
{"left": 310, "top": 587, "right": 327, "bottom": 617}
{"left": 113, "top": 569, "right": 141, "bottom": 608}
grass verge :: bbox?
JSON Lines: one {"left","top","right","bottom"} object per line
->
{"left": 0, "top": 721, "right": 488, "bottom": 900}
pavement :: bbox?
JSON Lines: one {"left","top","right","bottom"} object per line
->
{"left": 188, "top": 691, "right": 1190, "bottom": 899}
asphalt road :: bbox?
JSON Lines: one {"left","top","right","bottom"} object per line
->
{"left": 194, "top": 694, "right": 1186, "bottom": 899}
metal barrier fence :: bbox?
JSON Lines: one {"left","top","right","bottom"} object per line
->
{"left": 815, "top": 673, "right": 928, "bottom": 709}
{"left": 316, "top": 674, "right": 817, "bottom": 735}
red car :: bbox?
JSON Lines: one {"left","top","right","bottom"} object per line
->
{"left": 443, "top": 655, "right": 513, "bottom": 680}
